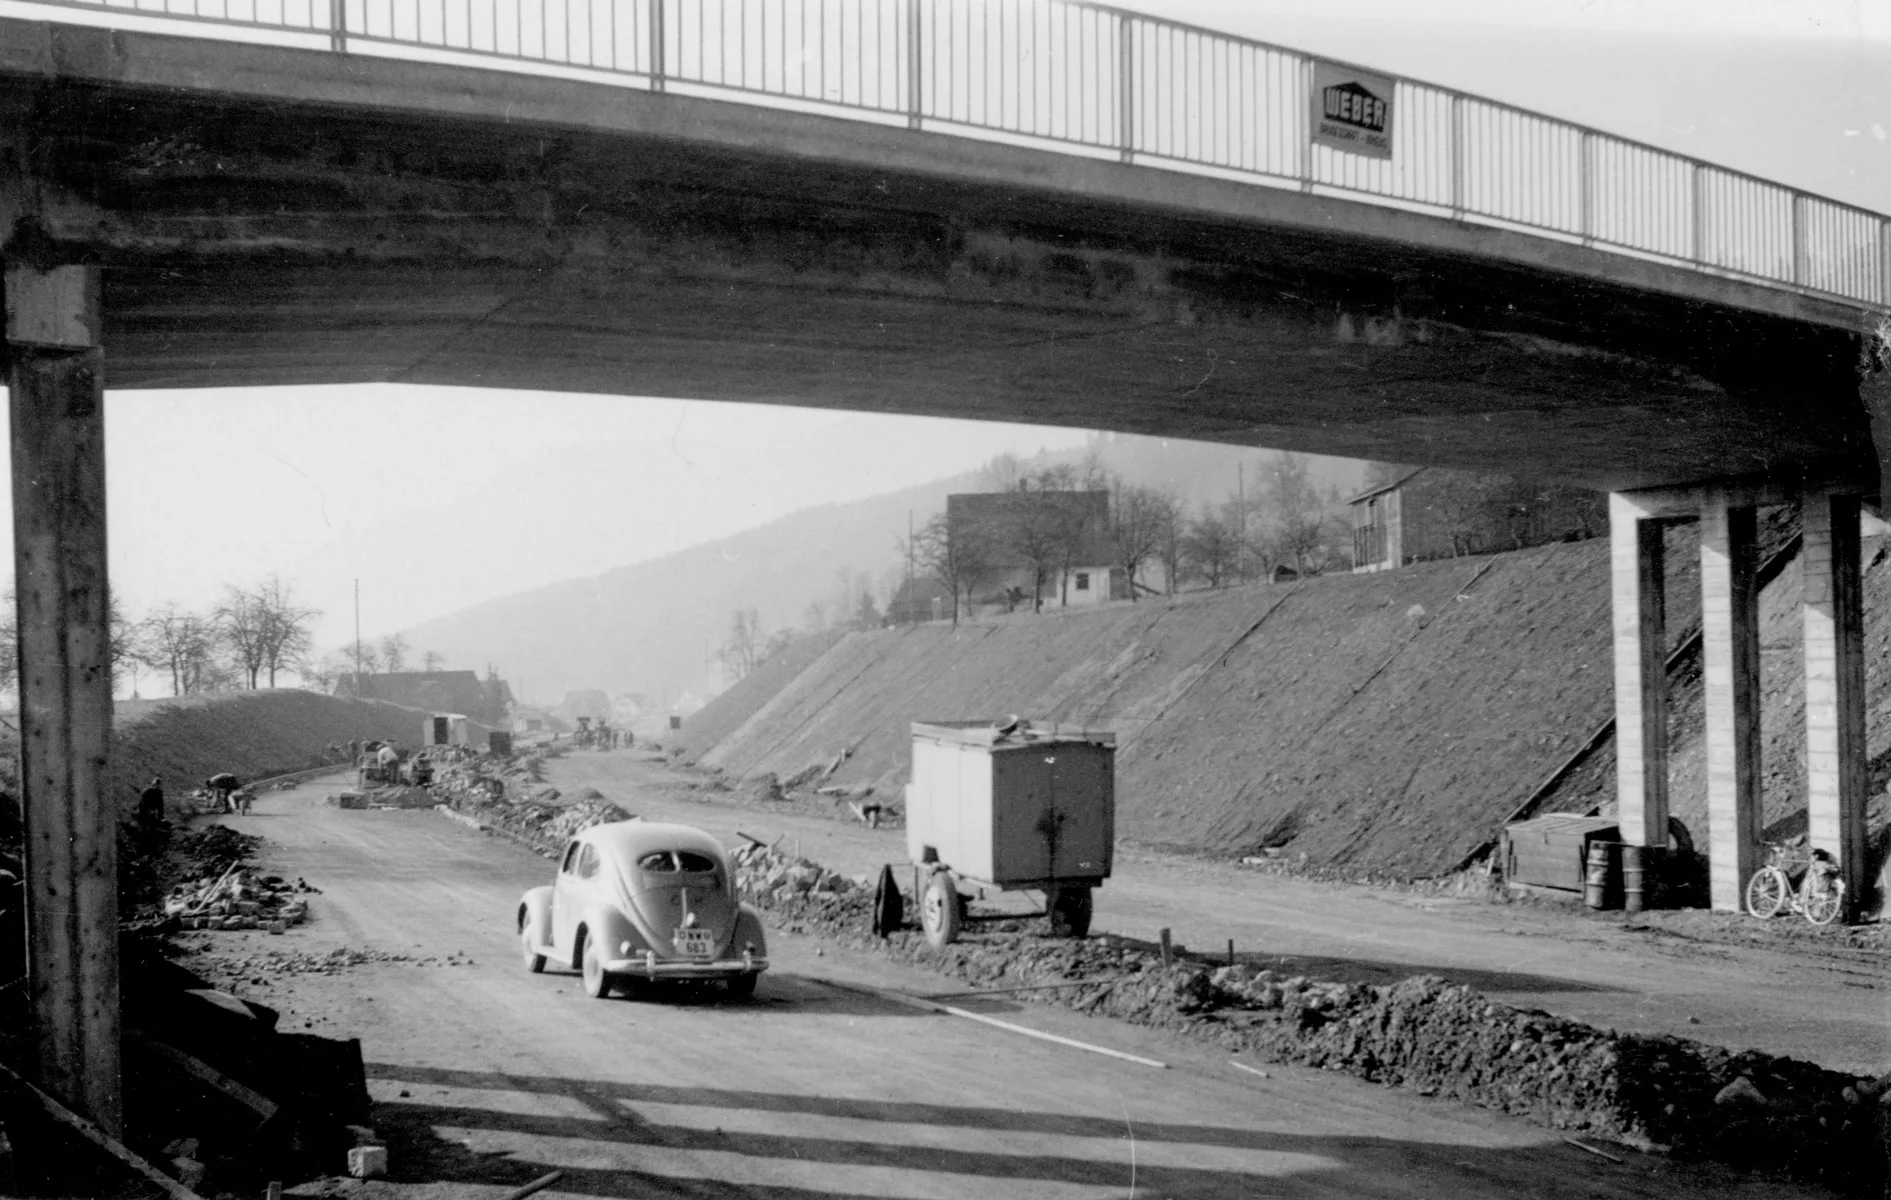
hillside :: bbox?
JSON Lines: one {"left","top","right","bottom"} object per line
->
{"left": 402, "top": 436, "right": 1365, "bottom": 704}
{"left": 685, "top": 538, "right": 1643, "bottom": 878}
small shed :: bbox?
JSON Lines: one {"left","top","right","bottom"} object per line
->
{"left": 1503, "top": 814, "right": 1620, "bottom": 899}
{"left": 423, "top": 712, "right": 472, "bottom": 747}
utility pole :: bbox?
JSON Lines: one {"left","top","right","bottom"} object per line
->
{"left": 906, "top": 509, "right": 915, "bottom": 626}
{"left": 353, "top": 578, "right": 361, "bottom": 695}
{"left": 1236, "top": 464, "right": 1247, "bottom": 584}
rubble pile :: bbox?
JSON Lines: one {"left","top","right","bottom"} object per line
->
{"left": 164, "top": 867, "right": 316, "bottom": 932}
{"left": 731, "top": 839, "right": 867, "bottom": 901}
{"left": 426, "top": 754, "right": 631, "bottom": 853}
{"left": 728, "top": 845, "right": 1888, "bottom": 1195}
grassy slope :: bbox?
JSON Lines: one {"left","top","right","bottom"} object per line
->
{"left": 695, "top": 539, "right": 1642, "bottom": 878}
{"left": 108, "top": 691, "right": 432, "bottom": 812}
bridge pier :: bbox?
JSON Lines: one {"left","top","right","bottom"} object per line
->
{"left": 1609, "top": 493, "right": 1670, "bottom": 863}
{"left": 1801, "top": 492, "right": 1868, "bottom": 916}
{"left": 5, "top": 263, "right": 121, "bottom": 1133}
{"left": 1698, "top": 496, "right": 1762, "bottom": 913}
{"left": 1611, "top": 480, "right": 1870, "bottom": 919}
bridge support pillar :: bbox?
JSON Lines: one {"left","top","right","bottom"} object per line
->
{"left": 5, "top": 263, "right": 121, "bottom": 1134}
{"left": 1699, "top": 497, "right": 1761, "bottom": 912}
{"left": 1609, "top": 493, "right": 1668, "bottom": 853}
{"left": 1801, "top": 491, "right": 1867, "bottom": 917}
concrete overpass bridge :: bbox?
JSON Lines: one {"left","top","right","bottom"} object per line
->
{"left": 0, "top": 0, "right": 1886, "bottom": 1138}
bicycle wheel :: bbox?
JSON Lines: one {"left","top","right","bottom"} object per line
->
{"left": 1745, "top": 866, "right": 1790, "bottom": 918}
{"left": 1803, "top": 878, "right": 1846, "bottom": 927}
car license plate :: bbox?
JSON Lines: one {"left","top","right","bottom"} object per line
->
{"left": 674, "top": 928, "right": 715, "bottom": 960}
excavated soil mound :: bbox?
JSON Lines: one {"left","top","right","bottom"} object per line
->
{"left": 733, "top": 843, "right": 1889, "bottom": 1196}
{"left": 692, "top": 540, "right": 1636, "bottom": 878}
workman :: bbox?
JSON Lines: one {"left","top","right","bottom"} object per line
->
{"left": 376, "top": 743, "right": 401, "bottom": 780}
{"left": 136, "top": 776, "right": 166, "bottom": 825}
{"left": 205, "top": 772, "right": 241, "bottom": 813}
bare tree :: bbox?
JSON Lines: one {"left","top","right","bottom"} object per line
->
{"left": 345, "top": 639, "right": 382, "bottom": 679}
{"left": 718, "top": 608, "right": 762, "bottom": 682}
{"left": 254, "top": 575, "right": 318, "bottom": 687}
{"left": 215, "top": 587, "right": 269, "bottom": 689}
{"left": 420, "top": 649, "right": 446, "bottom": 671}
{"left": 916, "top": 511, "right": 994, "bottom": 625}
{"left": 142, "top": 605, "right": 224, "bottom": 695}
{"left": 379, "top": 632, "right": 410, "bottom": 675}
{"left": 1181, "top": 506, "right": 1242, "bottom": 589}
{"left": 297, "top": 652, "right": 342, "bottom": 693}
{"left": 1260, "top": 452, "right": 1343, "bottom": 576}
{"left": 1109, "top": 483, "right": 1180, "bottom": 600}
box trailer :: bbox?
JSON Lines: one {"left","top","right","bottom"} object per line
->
{"left": 905, "top": 719, "right": 1115, "bottom": 945}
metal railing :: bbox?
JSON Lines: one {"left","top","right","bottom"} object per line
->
{"left": 20, "top": 0, "right": 1890, "bottom": 312}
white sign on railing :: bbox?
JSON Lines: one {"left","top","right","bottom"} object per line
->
{"left": 1311, "top": 59, "right": 1393, "bottom": 161}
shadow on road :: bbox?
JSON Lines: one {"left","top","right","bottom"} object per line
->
{"left": 360, "top": 1063, "right": 1777, "bottom": 1200}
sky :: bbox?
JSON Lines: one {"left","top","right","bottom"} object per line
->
{"left": 0, "top": 0, "right": 1883, "bottom": 685}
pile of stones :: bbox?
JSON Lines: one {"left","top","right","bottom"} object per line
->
{"left": 731, "top": 840, "right": 867, "bottom": 902}
{"left": 163, "top": 867, "right": 316, "bottom": 933}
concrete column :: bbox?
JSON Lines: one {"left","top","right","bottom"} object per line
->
{"left": 1699, "top": 498, "right": 1761, "bottom": 911}
{"left": 1610, "top": 493, "right": 1668, "bottom": 849}
{"left": 5, "top": 264, "right": 121, "bottom": 1134}
{"left": 1802, "top": 491, "right": 1867, "bottom": 915}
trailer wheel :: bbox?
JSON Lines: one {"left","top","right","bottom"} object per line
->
{"left": 922, "top": 870, "right": 962, "bottom": 947}
{"left": 1047, "top": 886, "right": 1092, "bottom": 938}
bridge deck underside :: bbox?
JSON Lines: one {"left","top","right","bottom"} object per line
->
{"left": 3, "top": 19, "right": 1877, "bottom": 492}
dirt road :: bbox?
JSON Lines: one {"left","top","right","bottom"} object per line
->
{"left": 543, "top": 752, "right": 1891, "bottom": 1077}
{"left": 180, "top": 774, "right": 1839, "bottom": 1199}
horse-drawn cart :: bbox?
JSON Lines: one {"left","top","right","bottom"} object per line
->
{"left": 904, "top": 720, "right": 1115, "bottom": 946}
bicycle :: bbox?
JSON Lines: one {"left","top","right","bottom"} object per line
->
{"left": 1745, "top": 844, "right": 1846, "bottom": 926}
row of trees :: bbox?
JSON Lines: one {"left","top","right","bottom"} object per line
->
{"left": 0, "top": 576, "right": 453, "bottom": 699}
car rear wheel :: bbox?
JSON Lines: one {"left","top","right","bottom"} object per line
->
{"left": 726, "top": 972, "right": 759, "bottom": 1000}
{"left": 521, "top": 926, "right": 546, "bottom": 974}
{"left": 580, "top": 935, "right": 613, "bottom": 999}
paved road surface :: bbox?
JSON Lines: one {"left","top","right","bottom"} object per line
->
{"left": 184, "top": 775, "right": 1837, "bottom": 1199}
{"left": 538, "top": 752, "right": 1890, "bottom": 1077}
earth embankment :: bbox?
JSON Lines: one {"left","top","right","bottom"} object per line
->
{"left": 689, "top": 539, "right": 1654, "bottom": 878}
{"left": 108, "top": 690, "right": 433, "bottom": 809}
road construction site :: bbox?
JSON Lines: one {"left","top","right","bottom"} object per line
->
{"left": 88, "top": 738, "right": 1862, "bottom": 1200}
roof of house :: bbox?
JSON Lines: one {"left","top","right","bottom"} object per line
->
{"left": 1345, "top": 468, "right": 1425, "bottom": 506}
{"left": 334, "top": 670, "right": 513, "bottom": 723}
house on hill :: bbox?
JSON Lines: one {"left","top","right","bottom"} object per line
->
{"left": 1350, "top": 468, "right": 1602, "bottom": 572}
{"left": 333, "top": 669, "right": 514, "bottom": 725}
{"left": 948, "top": 490, "right": 1127, "bottom": 609}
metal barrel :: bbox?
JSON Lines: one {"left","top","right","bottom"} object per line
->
{"left": 1622, "top": 845, "right": 1646, "bottom": 912}
{"left": 1584, "top": 840, "right": 1610, "bottom": 909}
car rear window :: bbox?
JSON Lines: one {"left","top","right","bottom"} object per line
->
{"left": 637, "top": 850, "right": 720, "bottom": 873}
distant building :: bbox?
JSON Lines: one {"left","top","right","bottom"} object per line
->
{"left": 886, "top": 576, "right": 955, "bottom": 624}
{"left": 947, "top": 490, "right": 1127, "bottom": 609}
{"left": 334, "top": 669, "right": 513, "bottom": 725}
{"left": 1349, "top": 468, "right": 1602, "bottom": 572}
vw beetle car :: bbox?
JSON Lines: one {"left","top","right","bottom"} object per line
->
{"left": 518, "top": 820, "right": 768, "bottom": 999}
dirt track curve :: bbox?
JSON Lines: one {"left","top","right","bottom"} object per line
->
{"left": 181, "top": 773, "right": 1841, "bottom": 1200}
